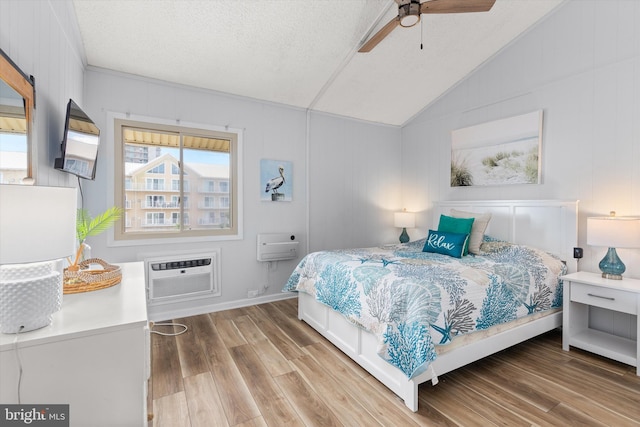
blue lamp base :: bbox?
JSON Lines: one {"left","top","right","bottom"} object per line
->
{"left": 599, "top": 247, "right": 625, "bottom": 280}
{"left": 399, "top": 228, "right": 410, "bottom": 244}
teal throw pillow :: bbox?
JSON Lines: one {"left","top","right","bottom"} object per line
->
{"left": 438, "top": 214, "right": 474, "bottom": 255}
{"left": 422, "top": 229, "right": 469, "bottom": 258}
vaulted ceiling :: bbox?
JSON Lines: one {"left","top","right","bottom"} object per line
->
{"left": 72, "top": 0, "right": 565, "bottom": 126}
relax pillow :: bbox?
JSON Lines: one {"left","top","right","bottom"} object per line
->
{"left": 422, "top": 229, "right": 469, "bottom": 258}
{"left": 450, "top": 209, "right": 492, "bottom": 255}
{"left": 437, "top": 214, "right": 474, "bottom": 255}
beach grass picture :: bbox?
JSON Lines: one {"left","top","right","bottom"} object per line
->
{"left": 451, "top": 111, "right": 543, "bottom": 187}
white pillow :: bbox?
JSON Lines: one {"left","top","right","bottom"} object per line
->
{"left": 450, "top": 209, "right": 492, "bottom": 255}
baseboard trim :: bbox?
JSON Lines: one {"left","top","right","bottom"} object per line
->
{"left": 147, "top": 292, "right": 297, "bottom": 321}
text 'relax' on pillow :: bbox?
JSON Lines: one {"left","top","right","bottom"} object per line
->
{"left": 423, "top": 229, "right": 469, "bottom": 258}
{"left": 449, "top": 209, "right": 492, "bottom": 255}
{"left": 437, "top": 214, "right": 474, "bottom": 255}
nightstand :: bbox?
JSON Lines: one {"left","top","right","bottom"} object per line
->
{"left": 561, "top": 271, "right": 640, "bottom": 375}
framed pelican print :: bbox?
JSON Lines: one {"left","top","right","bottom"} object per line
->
{"left": 260, "top": 159, "right": 292, "bottom": 201}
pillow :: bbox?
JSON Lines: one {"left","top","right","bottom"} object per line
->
{"left": 437, "top": 214, "right": 474, "bottom": 255}
{"left": 422, "top": 229, "right": 469, "bottom": 258}
{"left": 449, "top": 209, "right": 492, "bottom": 255}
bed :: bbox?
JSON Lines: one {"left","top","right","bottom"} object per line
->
{"left": 283, "top": 200, "right": 578, "bottom": 411}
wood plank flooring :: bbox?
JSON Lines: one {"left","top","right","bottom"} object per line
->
{"left": 149, "top": 298, "right": 640, "bottom": 426}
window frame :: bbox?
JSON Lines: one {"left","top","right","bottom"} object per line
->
{"left": 109, "top": 114, "right": 243, "bottom": 245}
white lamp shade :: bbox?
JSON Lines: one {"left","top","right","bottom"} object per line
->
{"left": 394, "top": 211, "right": 415, "bottom": 228}
{"left": 0, "top": 185, "right": 77, "bottom": 264}
{"left": 587, "top": 216, "right": 640, "bottom": 249}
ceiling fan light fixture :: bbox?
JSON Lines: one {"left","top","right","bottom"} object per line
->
{"left": 399, "top": 1, "right": 421, "bottom": 28}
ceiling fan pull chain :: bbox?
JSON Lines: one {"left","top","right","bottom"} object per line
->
{"left": 420, "top": 18, "right": 423, "bottom": 50}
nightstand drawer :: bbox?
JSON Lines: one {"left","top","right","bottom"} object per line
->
{"left": 571, "top": 283, "right": 637, "bottom": 315}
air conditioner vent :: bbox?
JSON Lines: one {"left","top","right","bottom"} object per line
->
{"left": 150, "top": 258, "right": 211, "bottom": 271}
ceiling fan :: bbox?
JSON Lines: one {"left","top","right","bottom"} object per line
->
{"left": 359, "top": 0, "right": 497, "bottom": 53}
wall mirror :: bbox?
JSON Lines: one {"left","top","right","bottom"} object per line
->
{"left": 0, "top": 48, "right": 35, "bottom": 184}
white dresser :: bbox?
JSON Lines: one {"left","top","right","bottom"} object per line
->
{"left": 0, "top": 262, "right": 149, "bottom": 426}
{"left": 562, "top": 271, "right": 640, "bottom": 375}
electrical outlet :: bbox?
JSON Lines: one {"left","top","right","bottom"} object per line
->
{"left": 573, "top": 247, "right": 583, "bottom": 259}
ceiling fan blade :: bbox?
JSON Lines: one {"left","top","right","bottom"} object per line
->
{"left": 358, "top": 17, "right": 400, "bottom": 53}
{"left": 420, "top": 0, "right": 496, "bottom": 14}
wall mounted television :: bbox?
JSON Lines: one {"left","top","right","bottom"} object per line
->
{"left": 54, "top": 99, "right": 100, "bottom": 180}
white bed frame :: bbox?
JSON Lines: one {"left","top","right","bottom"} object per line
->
{"left": 298, "top": 200, "right": 579, "bottom": 411}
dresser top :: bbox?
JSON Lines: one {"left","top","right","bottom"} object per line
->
{"left": 0, "top": 262, "right": 147, "bottom": 350}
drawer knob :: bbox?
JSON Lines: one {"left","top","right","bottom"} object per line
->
{"left": 587, "top": 293, "right": 615, "bottom": 301}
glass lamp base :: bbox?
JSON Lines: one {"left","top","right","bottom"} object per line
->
{"left": 399, "top": 228, "right": 410, "bottom": 244}
{"left": 599, "top": 247, "right": 625, "bottom": 280}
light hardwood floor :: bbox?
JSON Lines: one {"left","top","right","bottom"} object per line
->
{"left": 149, "top": 298, "right": 640, "bottom": 427}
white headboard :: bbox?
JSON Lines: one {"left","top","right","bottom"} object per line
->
{"left": 434, "top": 200, "right": 579, "bottom": 272}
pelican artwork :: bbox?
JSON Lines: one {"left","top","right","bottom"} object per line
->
{"left": 265, "top": 166, "right": 285, "bottom": 198}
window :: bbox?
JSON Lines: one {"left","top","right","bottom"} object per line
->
{"left": 171, "top": 212, "right": 190, "bottom": 226}
{"left": 202, "top": 180, "right": 215, "bottom": 193}
{"left": 202, "top": 196, "right": 215, "bottom": 208}
{"left": 148, "top": 164, "right": 165, "bottom": 174}
{"left": 145, "top": 212, "right": 165, "bottom": 226}
{"left": 146, "top": 178, "right": 164, "bottom": 191}
{"left": 146, "top": 195, "right": 165, "bottom": 208}
{"left": 114, "top": 118, "right": 240, "bottom": 241}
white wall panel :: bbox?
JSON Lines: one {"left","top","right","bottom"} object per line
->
{"left": 0, "top": 0, "right": 84, "bottom": 187}
{"left": 82, "top": 69, "right": 401, "bottom": 308}
{"left": 82, "top": 68, "right": 310, "bottom": 306}
{"left": 308, "top": 113, "right": 402, "bottom": 251}
{"left": 402, "top": 0, "right": 640, "bottom": 278}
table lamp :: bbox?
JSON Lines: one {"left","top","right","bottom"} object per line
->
{"left": 587, "top": 211, "right": 640, "bottom": 280}
{"left": 0, "top": 185, "right": 77, "bottom": 333}
{"left": 394, "top": 209, "right": 415, "bottom": 243}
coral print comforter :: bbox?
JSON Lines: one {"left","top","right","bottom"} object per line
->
{"left": 283, "top": 238, "right": 566, "bottom": 379}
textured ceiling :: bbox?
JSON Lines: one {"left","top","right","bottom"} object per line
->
{"left": 72, "top": 0, "right": 565, "bottom": 126}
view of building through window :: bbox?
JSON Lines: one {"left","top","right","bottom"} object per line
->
{"left": 0, "top": 110, "right": 28, "bottom": 184}
{"left": 115, "top": 119, "right": 238, "bottom": 240}
{"left": 0, "top": 133, "right": 27, "bottom": 184}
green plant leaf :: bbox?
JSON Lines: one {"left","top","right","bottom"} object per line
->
{"left": 76, "top": 206, "right": 123, "bottom": 243}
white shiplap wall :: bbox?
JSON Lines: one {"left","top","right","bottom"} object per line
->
{"left": 0, "top": 0, "right": 85, "bottom": 187}
{"left": 83, "top": 68, "right": 309, "bottom": 311}
{"left": 402, "top": 0, "right": 640, "bottom": 279}
{"left": 308, "top": 112, "right": 402, "bottom": 251}
{"left": 81, "top": 68, "right": 402, "bottom": 313}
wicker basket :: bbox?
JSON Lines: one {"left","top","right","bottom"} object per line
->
{"left": 63, "top": 258, "right": 122, "bottom": 294}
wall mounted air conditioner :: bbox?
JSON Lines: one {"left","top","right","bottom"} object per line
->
{"left": 145, "top": 250, "right": 220, "bottom": 306}
{"left": 257, "top": 233, "right": 299, "bottom": 262}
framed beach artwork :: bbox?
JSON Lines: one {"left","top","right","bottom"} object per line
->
{"left": 260, "top": 159, "right": 292, "bottom": 201}
{"left": 450, "top": 110, "right": 543, "bottom": 187}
